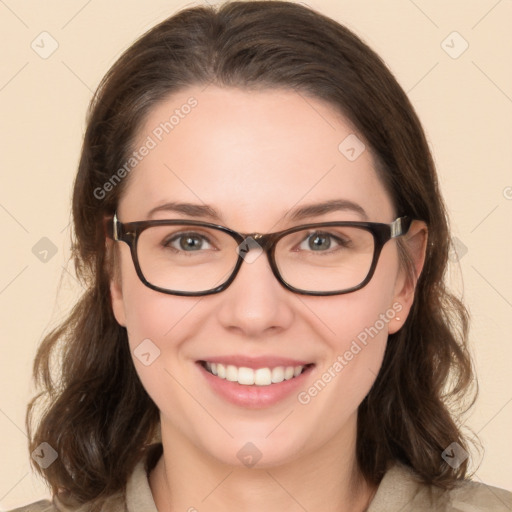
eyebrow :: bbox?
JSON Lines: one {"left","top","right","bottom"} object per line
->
{"left": 147, "top": 199, "right": 368, "bottom": 224}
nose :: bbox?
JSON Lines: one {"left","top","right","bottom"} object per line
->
{"left": 215, "top": 242, "right": 294, "bottom": 337}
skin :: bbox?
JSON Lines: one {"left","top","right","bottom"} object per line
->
{"left": 108, "top": 85, "right": 428, "bottom": 511}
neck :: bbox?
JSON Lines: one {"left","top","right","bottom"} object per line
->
{"left": 149, "top": 414, "right": 377, "bottom": 512}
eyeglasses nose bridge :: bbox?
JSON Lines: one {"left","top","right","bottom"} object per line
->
{"left": 237, "top": 232, "right": 276, "bottom": 256}
{"left": 232, "top": 233, "right": 281, "bottom": 290}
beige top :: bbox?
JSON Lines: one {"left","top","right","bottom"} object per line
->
{"left": 9, "top": 444, "right": 512, "bottom": 511}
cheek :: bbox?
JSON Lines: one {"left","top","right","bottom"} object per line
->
{"left": 307, "top": 265, "right": 398, "bottom": 357}
{"left": 118, "top": 266, "right": 197, "bottom": 384}
{"left": 314, "top": 289, "right": 394, "bottom": 381}
{"left": 117, "top": 246, "right": 195, "bottom": 348}
{"left": 295, "top": 297, "right": 391, "bottom": 438}
{"left": 124, "top": 287, "right": 179, "bottom": 342}
{"left": 297, "top": 251, "right": 400, "bottom": 414}
{"left": 120, "top": 282, "right": 206, "bottom": 431}
{"left": 306, "top": 241, "right": 400, "bottom": 333}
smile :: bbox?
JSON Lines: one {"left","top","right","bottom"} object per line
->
{"left": 200, "top": 361, "right": 313, "bottom": 386}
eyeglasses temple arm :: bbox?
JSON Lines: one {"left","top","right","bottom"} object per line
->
{"left": 390, "top": 216, "right": 412, "bottom": 238}
{"left": 103, "top": 212, "right": 119, "bottom": 240}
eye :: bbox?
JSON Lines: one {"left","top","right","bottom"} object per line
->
{"left": 297, "top": 231, "right": 351, "bottom": 252}
{"left": 164, "top": 231, "right": 215, "bottom": 252}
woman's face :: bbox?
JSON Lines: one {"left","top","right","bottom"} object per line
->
{"left": 110, "top": 85, "right": 424, "bottom": 468}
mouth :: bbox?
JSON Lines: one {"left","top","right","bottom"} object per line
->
{"left": 198, "top": 360, "right": 315, "bottom": 386}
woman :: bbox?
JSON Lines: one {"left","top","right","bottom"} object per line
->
{"left": 13, "top": 1, "right": 511, "bottom": 510}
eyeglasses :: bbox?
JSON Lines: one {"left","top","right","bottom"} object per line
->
{"left": 104, "top": 212, "right": 413, "bottom": 296}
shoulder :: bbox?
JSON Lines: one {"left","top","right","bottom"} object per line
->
{"left": 369, "top": 463, "right": 512, "bottom": 512}
{"left": 7, "top": 494, "right": 126, "bottom": 512}
{"left": 6, "top": 444, "right": 163, "bottom": 512}
{"left": 7, "top": 500, "right": 56, "bottom": 512}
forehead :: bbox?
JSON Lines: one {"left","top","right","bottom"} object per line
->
{"left": 118, "top": 85, "right": 395, "bottom": 229}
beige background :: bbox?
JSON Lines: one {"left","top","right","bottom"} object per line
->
{"left": 1, "top": 0, "right": 511, "bottom": 508}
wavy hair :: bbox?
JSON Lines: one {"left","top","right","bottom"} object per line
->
{"left": 26, "top": 0, "right": 476, "bottom": 506}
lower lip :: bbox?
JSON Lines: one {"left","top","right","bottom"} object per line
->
{"left": 197, "top": 362, "right": 315, "bottom": 409}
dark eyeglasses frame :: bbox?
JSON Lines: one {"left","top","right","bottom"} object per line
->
{"left": 104, "top": 212, "right": 413, "bottom": 297}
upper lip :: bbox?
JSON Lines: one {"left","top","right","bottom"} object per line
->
{"left": 198, "top": 355, "right": 314, "bottom": 369}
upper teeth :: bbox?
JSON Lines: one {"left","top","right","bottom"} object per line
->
{"left": 204, "top": 362, "right": 305, "bottom": 386}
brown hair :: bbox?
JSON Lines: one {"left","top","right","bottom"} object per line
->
{"left": 26, "top": 0, "right": 476, "bottom": 506}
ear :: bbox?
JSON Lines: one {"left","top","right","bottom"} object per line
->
{"left": 106, "top": 239, "right": 127, "bottom": 327}
{"left": 388, "top": 220, "right": 428, "bottom": 334}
